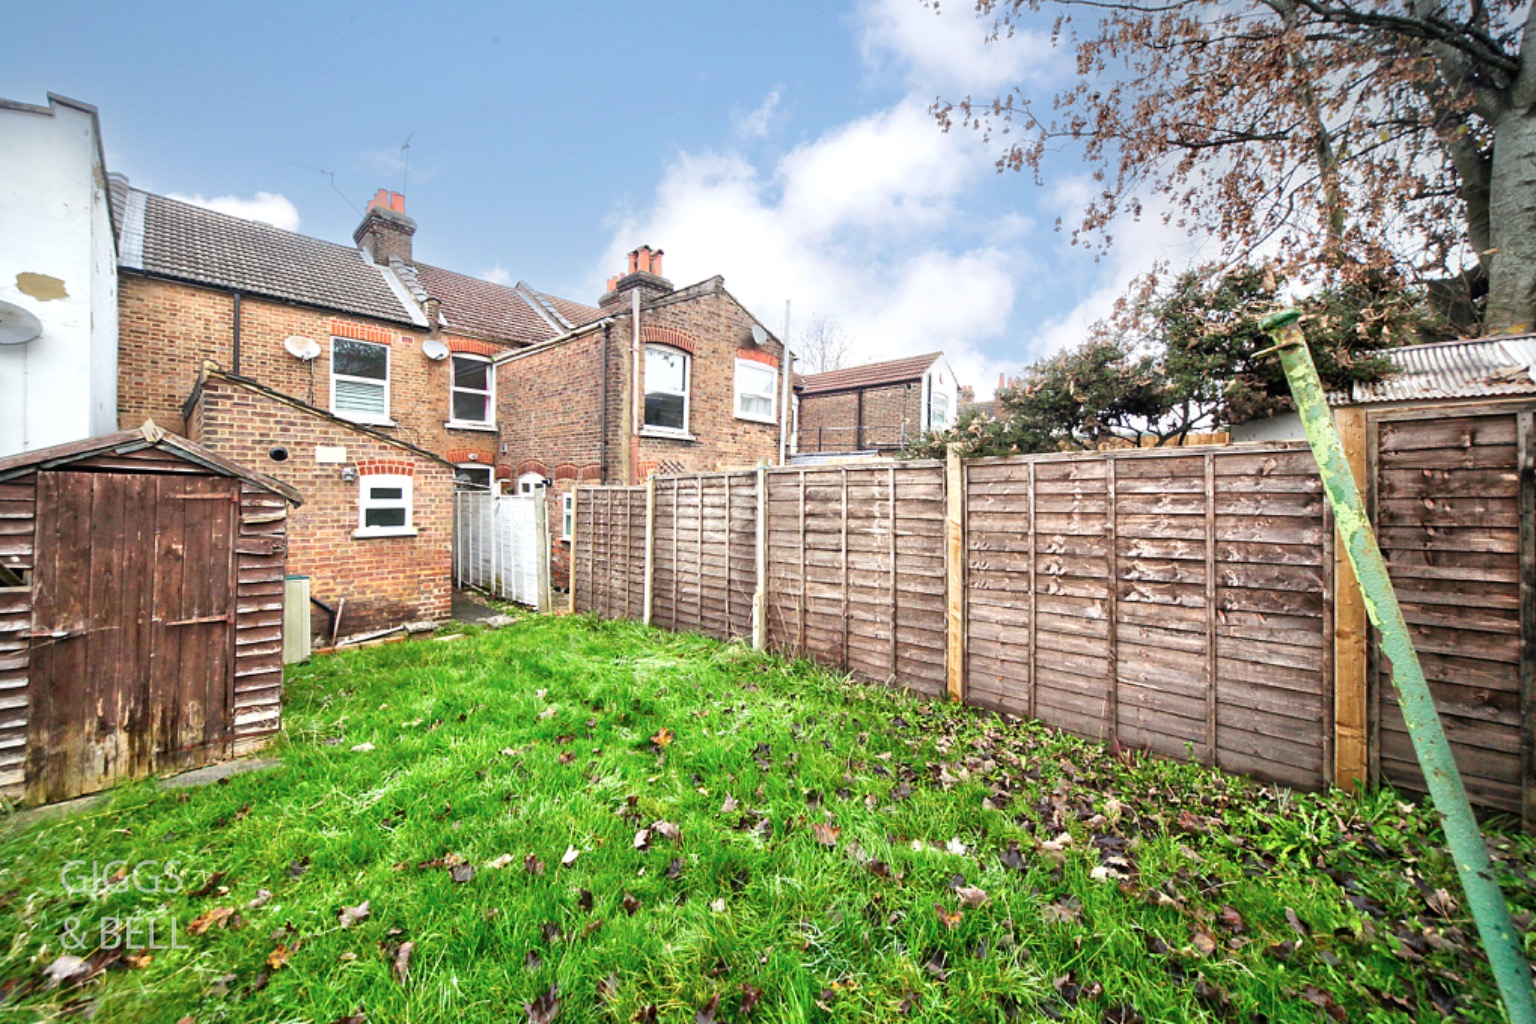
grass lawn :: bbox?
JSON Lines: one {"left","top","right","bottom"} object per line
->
{"left": 0, "top": 615, "right": 1532, "bottom": 1023}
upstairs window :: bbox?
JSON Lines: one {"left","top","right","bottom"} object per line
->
{"left": 332, "top": 338, "right": 390, "bottom": 424}
{"left": 356, "top": 474, "right": 414, "bottom": 538}
{"left": 450, "top": 354, "right": 494, "bottom": 426}
{"left": 644, "top": 344, "right": 690, "bottom": 434}
{"left": 929, "top": 388, "right": 951, "bottom": 431}
{"left": 734, "top": 358, "right": 777, "bottom": 423}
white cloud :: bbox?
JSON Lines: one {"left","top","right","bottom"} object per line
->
{"left": 733, "top": 88, "right": 782, "bottom": 140}
{"left": 167, "top": 191, "right": 302, "bottom": 232}
{"left": 856, "top": 0, "right": 1052, "bottom": 92}
{"left": 479, "top": 266, "right": 513, "bottom": 286}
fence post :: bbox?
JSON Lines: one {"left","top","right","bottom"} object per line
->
{"left": 1332, "top": 405, "right": 1369, "bottom": 790}
{"left": 643, "top": 473, "right": 657, "bottom": 626}
{"left": 752, "top": 461, "right": 768, "bottom": 650}
{"left": 568, "top": 488, "right": 578, "bottom": 614}
{"left": 534, "top": 492, "right": 551, "bottom": 614}
{"left": 945, "top": 443, "right": 966, "bottom": 703}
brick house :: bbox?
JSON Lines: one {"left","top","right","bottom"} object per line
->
{"left": 496, "top": 246, "right": 791, "bottom": 586}
{"left": 797, "top": 352, "right": 961, "bottom": 454}
{"left": 111, "top": 180, "right": 601, "bottom": 632}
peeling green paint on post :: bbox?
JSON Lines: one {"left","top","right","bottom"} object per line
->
{"left": 1260, "top": 309, "right": 1536, "bottom": 1024}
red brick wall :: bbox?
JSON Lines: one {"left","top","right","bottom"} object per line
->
{"left": 189, "top": 376, "right": 454, "bottom": 635}
{"left": 797, "top": 381, "right": 923, "bottom": 452}
{"left": 117, "top": 274, "right": 501, "bottom": 466}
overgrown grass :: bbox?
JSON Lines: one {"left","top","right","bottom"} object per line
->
{"left": 0, "top": 615, "right": 1531, "bottom": 1022}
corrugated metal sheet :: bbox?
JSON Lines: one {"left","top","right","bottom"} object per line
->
{"left": 1339, "top": 335, "right": 1536, "bottom": 405}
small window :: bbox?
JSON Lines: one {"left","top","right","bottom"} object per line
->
{"left": 455, "top": 464, "right": 493, "bottom": 492}
{"left": 450, "top": 354, "right": 494, "bottom": 425}
{"left": 930, "top": 388, "right": 951, "bottom": 430}
{"left": 356, "top": 474, "right": 414, "bottom": 537}
{"left": 644, "top": 344, "right": 690, "bottom": 434}
{"left": 561, "top": 493, "right": 574, "bottom": 541}
{"left": 518, "top": 471, "right": 547, "bottom": 496}
{"left": 734, "top": 358, "right": 777, "bottom": 423}
{"left": 332, "top": 338, "right": 390, "bottom": 424}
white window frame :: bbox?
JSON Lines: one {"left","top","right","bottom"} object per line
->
{"left": 454, "top": 463, "right": 493, "bottom": 492}
{"left": 447, "top": 353, "right": 496, "bottom": 429}
{"left": 355, "top": 473, "right": 415, "bottom": 538}
{"left": 330, "top": 337, "right": 392, "bottom": 426}
{"left": 733, "top": 358, "right": 778, "bottom": 424}
{"left": 517, "top": 471, "right": 547, "bottom": 496}
{"left": 642, "top": 344, "right": 691, "bottom": 437}
{"left": 561, "top": 493, "right": 574, "bottom": 541}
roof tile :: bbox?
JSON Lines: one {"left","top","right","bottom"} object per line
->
{"left": 799, "top": 353, "right": 943, "bottom": 395}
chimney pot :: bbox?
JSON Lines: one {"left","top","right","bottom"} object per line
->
{"left": 389, "top": 191, "right": 406, "bottom": 212}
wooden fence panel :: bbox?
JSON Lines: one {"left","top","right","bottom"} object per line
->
{"left": 964, "top": 444, "right": 1331, "bottom": 791}
{"left": 572, "top": 486, "right": 646, "bottom": 621}
{"left": 647, "top": 473, "right": 755, "bottom": 642}
{"left": 1372, "top": 408, "right": 1529, "bottom": 817}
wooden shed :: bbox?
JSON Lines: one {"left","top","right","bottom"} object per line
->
{"left": 0, "top": 422, "right": 302, "bottom": 804}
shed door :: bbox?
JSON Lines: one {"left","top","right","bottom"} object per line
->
{"left": 26, "top": 471, "right": 238, "bottom": 802}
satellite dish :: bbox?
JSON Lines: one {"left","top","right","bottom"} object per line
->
{"left": 0, "top": 301, "right": 42, "bottom": 346}
{"left": 284, "top": 335, "right": 321, "bottom": 361}
{"left": 750, "top": 323, "right": 769, "bottom": 346}
{"left": 422, "top": 339, "right": 450, "bottom": 361}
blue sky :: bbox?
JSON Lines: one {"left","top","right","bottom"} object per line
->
{"left": 5, "top": 1, "right": 1212, "bottom": 397}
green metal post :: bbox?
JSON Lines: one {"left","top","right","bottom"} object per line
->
{"left": 1260, "top": 309, "right": 1536, "bottom": 1024}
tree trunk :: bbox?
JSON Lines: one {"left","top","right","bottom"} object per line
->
{"left": 1484, "top": 104, "right": 1536, "bottom": 333}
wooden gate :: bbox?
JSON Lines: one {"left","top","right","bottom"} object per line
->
{"left": 1370, "top": 404, "right": 1535, "bottom": 820}
{"left": 26, "top": 471, "right": 238, "bottom": 802}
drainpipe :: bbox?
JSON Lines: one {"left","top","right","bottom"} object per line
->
{"left": 1260, "top": 309, "right": 1536, "bottom": 1024}
{"left": 779, "top": 300, "right": 792, "bottom": 465}
{"left": 630, "top": 287, "right": 642, "bottom": 484}
{"left": 231, "top": 291, "right": 243, "bottom": 375}
{"left": 599, "top": 322, "right": 609, "bottom": 484}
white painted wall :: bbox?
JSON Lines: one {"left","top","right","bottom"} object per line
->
{"left": 1229, "top": 411, "right": 1305, "bottom": 443}
{"left": 923, "top": 355, "right": 960, "bottom": 432}
{"left": 0, "top": 95, "right": 118, "bottom": 457}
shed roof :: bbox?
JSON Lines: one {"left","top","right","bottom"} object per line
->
{"left": 1337, "top": 335, "right": 1536, "bottom": 405}
{"left": 799, "top": 353, "right": 943, "bottom": 396}
{"left": 0, "top": 422, "right": 304, "bottom": 504}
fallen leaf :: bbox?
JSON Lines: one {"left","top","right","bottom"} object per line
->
{"left": 487, "top": 854, "right": 515, "bottom": 870}
{"left": 338, "top": 900, "right": 370, "bottom": 928}
{"left": 934, "top": 904, "right": 963, "bottom": 930}
{"left": 43, "top": 955, "right": 90, "bottom": 988}
{"left": 811, "top": 822, "right": 840, "bottom": 848}
{"left": 247, "top": 889, "right": 273, "bottom": 909}
{"left": 525, "top": 950, "right": 542, "bottom": 972}
{"left": 538, "top": 706, "right": 557, "bottom": 720}
{"left": 651, "top": 820, "right": 681, "bottom": 843}
{"left": 451, "top": 864, "right": 475, "bottom": 884}
{"left": 955, "top": 886, "right": 989, "bottom": 908}
{"left": 1103, "top": 1005, "right": 1144, "bottom": 1023}
{"left": 525, "top": 854, "right": 545, "bottom": 875}
{"left": 721, "top": 794, "right": 740, "bottom": 814}
{"left": 351, "top": 742, "right": 375, "bottom": 752}
{"left": 1284, "top": 907, "right": 1309, "bottom": 937}
{"left": 187, "top": 906, "right": 237, "bottom": 935}
{"left": 739, "top": 984, "right": 763, "bottom": 1016}
{"left": 1190, "top": 926, "right": 1218, "bottom": 957}
{"left": 1042, "top": 899, "right": 1081, "bottom": 924}
{"left": 945, "top": 838, "right": 968, "bottom": 857}
{"left": 710, "top": 898, "right": 726, "bottom": 913}
{"left": 577, "top": 888, "right": 594, "bottom": 910}
{"left": 1298, "top": 984, "right": 1346, "bottom": 1021}
{"left": 393, "top": 942, "right": 414, "bottom": 987}
{"left": 633, "top": 829, "right": 652, "bottom": 851}
{"left": 526, "top": 982, "right": 561, "bottom": 1023}
{"left": 652, "top": 727, "right": 674, "bottom": 748}
{"left": 597, "top": 973, "right": 620, "bottom": 1003}
{"left": 622, "top": 893, "right": 641, "bottom": 916}
{"left": 695, "top": 993, "right": 721, "bottom": 1024}
{"left": 632, "top": 1007, "right": 659, "bottom": 1023}
{"left": 267, "top": 943, "right": 297, "bottom": 970}
{"left": 561, "top": 846, "right": 580, "bottom": 868}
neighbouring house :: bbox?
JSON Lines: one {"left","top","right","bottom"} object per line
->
{"left": 1229, "top": 335, "right": 1536, "bottom": 442}
{"left": 0, "top": 94, "right": 118, "bottom": 456}
{"left": 796, "top": 352, "right": 960, "bottom": 455}
{"left": 109, "top": 178, "right": 602, "bottom": 632}
{"left": 496, "top": 246, "right": 790, "bottom": 587}
{"left": 0, "top": 423, "right": 301, "bottom": 804}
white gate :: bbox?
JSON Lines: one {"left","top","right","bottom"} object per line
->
{"left": 453, "top": 492, "right": 550, "bottom": 611}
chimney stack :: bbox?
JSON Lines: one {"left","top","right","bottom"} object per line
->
{"left": 600, "top": 244, "right": 672, "bottom": 308}
{"left": 354, "top": 188, "right": 416, "bottom": 265}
